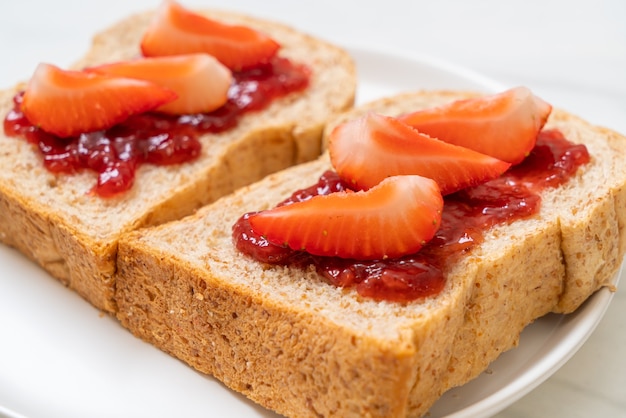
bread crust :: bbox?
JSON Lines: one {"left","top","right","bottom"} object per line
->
{"left": 0, "top": 8, "right": 356, "bottom": 312}
{"left": 116, "top": 91, "right": 626, "bottom": 417}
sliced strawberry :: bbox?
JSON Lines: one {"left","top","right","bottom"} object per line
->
{"left": 141, "top": 0, "right": 280, "bottom": 71}
{"left": 329, "top": 112, "right": 511, "bottom": 195}
{"left": 88, "top": 54, "right": 232, "bottom": 114}
{"left": 248, "top": 175, "right": 443, "bottom": 260}
{"left": 20, "top": 63, "right": 176, "bottom": 138}
{"left": 398, "top": 87, "right": 552, "bottom": 164}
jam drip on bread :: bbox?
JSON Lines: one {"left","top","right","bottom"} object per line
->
{"left": 234, "top": 129, "right": 590, "bottom": 303}
{"left": 4, "top": 57, "right": 309, "bottom": 197}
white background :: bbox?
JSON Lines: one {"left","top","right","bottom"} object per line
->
{"left": 1, "top": 1, "right": 625, "bottom": 417}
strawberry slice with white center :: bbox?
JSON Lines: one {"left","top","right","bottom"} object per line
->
{"left": 20, "top": 63, "right": 176, "bottom": 138}
{"left": 141, "top": 0, "right": 280, "bottom": 71}
{"left": 398, "top": 87, "right": 552, "bottom": 164}
{"left": 248, "top": 175, "right": 443, "bottom": 260}
{"left": 329, "top": 112, "right": 512, "bottom": 195}
{"left": 88, "top": 54, "right": 232, "bottom": 114}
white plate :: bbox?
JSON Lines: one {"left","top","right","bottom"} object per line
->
{"left": 0, "top": 47, "right": 620, "bottom": 418}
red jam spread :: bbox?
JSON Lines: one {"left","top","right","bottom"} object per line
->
{"left": 233, "top": 129, "right": 590, "bottom": 303}
{"left": 3, "top": 57, "right": 310, "bottom": 197}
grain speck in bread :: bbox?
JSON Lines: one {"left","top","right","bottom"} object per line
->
{"left": 116, "top": 91, "right": 626, "bottom": 417}
{"left": 0, "top": 7, "right": 356, "bottom": 312}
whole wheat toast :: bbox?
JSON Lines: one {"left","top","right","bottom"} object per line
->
{"left": 0, "top": 7, "right": 356, "bottom": 313}
{"left": 116, "top": 90, "right": 626, "bottom": 417}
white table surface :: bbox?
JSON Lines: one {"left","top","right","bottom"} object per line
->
{"left": 1, "top": 1, "right": 624, "bottom": 417}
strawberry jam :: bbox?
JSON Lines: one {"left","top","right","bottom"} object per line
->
{"left": 3, "top": 57, "right": 310, "bottom": 197}
{"left": 233, "top": 130, "right": 590, "bottom": 303}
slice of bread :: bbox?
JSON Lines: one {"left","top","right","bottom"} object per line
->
{"left": 0, "top": 8, "right": 356, "bottom": 313}
{"left": 115, "top": 90, "right": 626, "bottom": 418}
